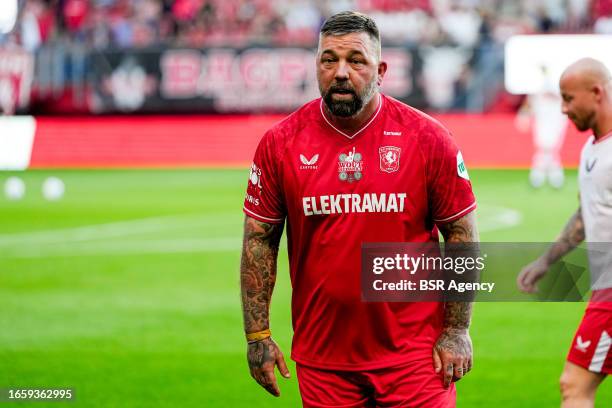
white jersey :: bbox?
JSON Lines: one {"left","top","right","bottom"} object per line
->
{"left": 579, "top": 134, "right": 612, "bottom": 289}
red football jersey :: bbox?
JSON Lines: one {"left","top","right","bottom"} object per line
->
{"left": 243, "top": 94, "right": 476, "bottom": 370}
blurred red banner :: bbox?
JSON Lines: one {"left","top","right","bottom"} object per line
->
{"left": 27, "top": 114, "right": 588, "bottom": 169}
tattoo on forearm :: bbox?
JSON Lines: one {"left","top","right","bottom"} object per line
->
{"left": 545, "top": 207, "right": 584, "bottom": 265}
{"left": 240, "top": 217, "right": 284, "bottom": 333}
{"left": 438, "top": 212, "right": 479, "bottom": 330}
{"left": 443, "top": 301, "right": 473, "bottom": 330}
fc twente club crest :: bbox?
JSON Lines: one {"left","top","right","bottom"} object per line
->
{"left": 379, "top": 146, "right": 401, "bottom": 173}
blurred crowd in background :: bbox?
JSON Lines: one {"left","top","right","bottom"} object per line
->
{"left": 3, "top": 0, "right": 611, "bottom": 51}
{"left": 0, "top": 0, "right": 611, "bottom": 114}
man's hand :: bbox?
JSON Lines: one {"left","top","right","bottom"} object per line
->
{"left": 247, "top": 337, "right": 290, "bottom": 397}
{"left": 517, "top": 206, "right": 583, "bottom": 294}
{"left": 517, "top": 257, "right": 549, "bottom": 293}
{"left": 433, "top": 328, "right": 473, "bottom": 388}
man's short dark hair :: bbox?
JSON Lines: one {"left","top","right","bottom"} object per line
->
{"left": 319, "top": 11, "right": 380, "bottom": 45}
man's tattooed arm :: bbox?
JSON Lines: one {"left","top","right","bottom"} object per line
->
{"left": 544, "top": 206, "right": 585, "bottom": 265}
{"left": 240, "top": 216, "right": 289, "bottom": 397}
{"left": 435, "top": 211, "right": 479, "bottom": 387}
{"left": 517, "top": 207, "right": 584, "bottom": 293}
{"left": 240, "top": 216, "right": 283, "bottom": 333}
{"left": 438, "top": 211, "right": 479, "bottom": 329}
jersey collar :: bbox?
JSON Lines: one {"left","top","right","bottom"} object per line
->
{"left": 319, "top": 94, "right": 383, "bottom": 140}
{"left": 593, "top": 129, "right": 612, "bottom": 144}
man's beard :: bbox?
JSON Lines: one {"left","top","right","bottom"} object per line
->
{"left": 322, "top": 79, "right": 378, "bottom": 118}
{"left": 575, "top": 120, "right": 590, "bottom": 132}
{"left": 570, "top": 111, "right": 595, "bottom": 131}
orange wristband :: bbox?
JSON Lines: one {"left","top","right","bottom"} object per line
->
{"left": 246, "top": 329, "right": 271, "bottom": 343}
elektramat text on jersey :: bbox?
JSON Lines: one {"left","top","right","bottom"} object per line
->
{"left": 302, "top": 193, "right": 407, "bottom": 216}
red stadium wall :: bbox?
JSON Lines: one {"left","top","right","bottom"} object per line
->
{"left": 28, "top": 114, "right": 589, "bottom": 169}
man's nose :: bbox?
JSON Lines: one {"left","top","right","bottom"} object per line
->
{"left": 561, "top": 103, "right": 569, "bottom": 115}
{"left": 335, "top": 60, "right": 350, "bottom": 80}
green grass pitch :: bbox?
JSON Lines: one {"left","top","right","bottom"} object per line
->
{"left": 0, "top": 169, "right": 610, "bottom": 407}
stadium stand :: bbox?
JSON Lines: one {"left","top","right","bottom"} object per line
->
{"left": 0, "top": 0, "right": 609, "bottom": 115}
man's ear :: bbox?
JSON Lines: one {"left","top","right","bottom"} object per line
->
{"left": 592, "top": 84, "right": 603, "bottom": 102}
{"left": 377, "top": 61, "right": 388, "bottom": 86}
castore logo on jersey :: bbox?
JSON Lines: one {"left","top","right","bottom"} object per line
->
{"left": 300, "top": 154, "right": 319, "bottom": 170}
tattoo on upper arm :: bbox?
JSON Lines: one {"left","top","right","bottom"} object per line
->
{"left": 240, "top": 217, "right": 284, "bottom": 333}
{"left": 438, "top": 211, "right": 479, "bottom": 243}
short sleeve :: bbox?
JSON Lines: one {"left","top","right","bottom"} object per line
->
{"left": 427, "top": 127, "right": 476, "bottom": 225}
{"left": 243, "top": 130, "right": 286, "bottom": 223}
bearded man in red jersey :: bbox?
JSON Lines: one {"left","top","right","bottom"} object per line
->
{"left": 240, "top": 11, "right": 479, "bottom": 407}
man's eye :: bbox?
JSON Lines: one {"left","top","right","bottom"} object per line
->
{"left": 351, "top": 59, "right": 363, "bottom": 64}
